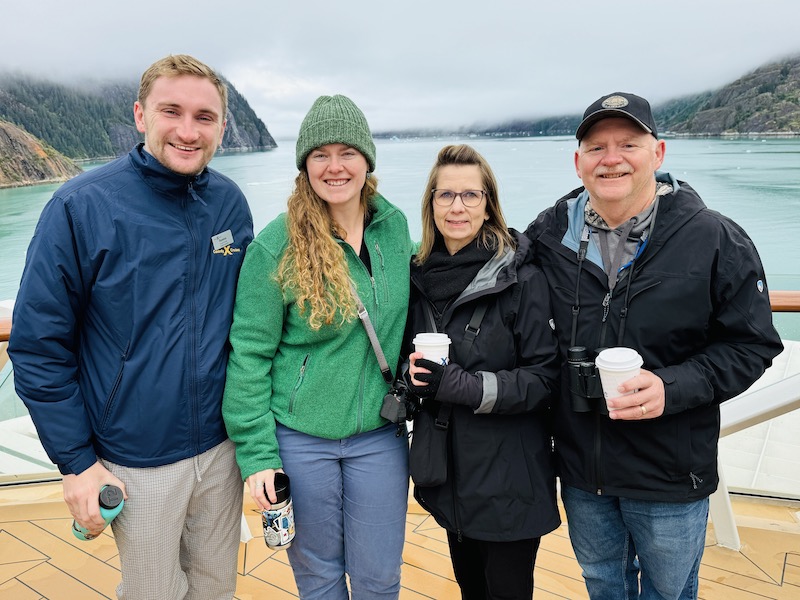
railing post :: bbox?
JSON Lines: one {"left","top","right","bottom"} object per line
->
{"left": 708, "top": 459, "right": 741, "bottom": 550}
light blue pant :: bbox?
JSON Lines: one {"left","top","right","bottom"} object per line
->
{"left": 561, "top": 485, "right": 709, "bottom": 600}
{"left": 276, "top": 423, "right": 409, "bottom": 600}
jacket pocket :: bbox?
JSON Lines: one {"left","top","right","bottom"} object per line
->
{"left": 288, "top": 354, "right": 311, "bottom": 414}
{"left": 626, "top": 279, "right": 662, "bottom": 301}
{"left": 373, "top": 241, "right": 389, "bottom": 303}
{"left": 99, "top": 342, "right": 129, "bottom": 432}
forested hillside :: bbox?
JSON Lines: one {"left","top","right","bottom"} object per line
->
{"left": 0, "top": 76, "right": 277, "bottom": 160}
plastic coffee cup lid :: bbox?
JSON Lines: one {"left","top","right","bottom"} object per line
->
{"left": 412, "top": 333, "right": 451, "bottom": 347}
{"left": 595, "top": 347, "right": 643, "bottom": 371}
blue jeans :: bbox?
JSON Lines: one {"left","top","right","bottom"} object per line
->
{"left": 561, "top": 485, "right": 709, "bottom": 600}
{"left": 276, "top": 423, "right": 409, "bottom": 600}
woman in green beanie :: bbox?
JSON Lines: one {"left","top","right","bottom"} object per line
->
{"left": 222, "top": 95, "right": 414, "bottom": 599}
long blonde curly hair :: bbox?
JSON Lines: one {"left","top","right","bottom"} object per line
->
{"left": 276, "top": 171, "right": 379, "bottom": 330}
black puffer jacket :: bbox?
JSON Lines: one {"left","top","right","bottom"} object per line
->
{"left": 408, "top": 230, "right": 561, "bottom": 542}
{"left": 525, "top": 175, "right": 783, "bottom": 502}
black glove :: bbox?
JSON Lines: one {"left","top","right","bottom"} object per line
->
{"left": 435, "top": 362, "right": 483, "bottom": 410}
{"left": 406, "top": 358, "right": 444, "bottom": 399}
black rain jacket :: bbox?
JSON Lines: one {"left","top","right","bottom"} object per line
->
{"left": 408, "top": 230, "right": 561, "bottom": 541}
{"left": 525, "top": 174, "right": 783, "bottom": 502}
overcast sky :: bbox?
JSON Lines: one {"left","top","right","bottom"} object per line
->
{"left": 3, "top": 1, "right": 799, "bottom": 139}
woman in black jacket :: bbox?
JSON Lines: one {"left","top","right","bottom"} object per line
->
{"left": 405, "top": 144, "right": 560, "bottom": 599}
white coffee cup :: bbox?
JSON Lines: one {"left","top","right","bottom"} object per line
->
{"left": 595, "top": 347, "right": 643, "bottom": 410}
{"left": 412, "top": 333, "right": 451, "bottom": 365}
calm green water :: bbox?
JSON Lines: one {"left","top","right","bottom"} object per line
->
{"left": 2, "top": 136, "right": 799, "bottom": 337}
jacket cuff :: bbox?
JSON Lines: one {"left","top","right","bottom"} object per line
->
{"left": 653, "top": 367, "right": 680, "bottom": 414}
{"left": 474, "top": 372, "right": 496, "bottom": 414}
{"left": 61, "top": 450, "right": 100, "bottom": 476}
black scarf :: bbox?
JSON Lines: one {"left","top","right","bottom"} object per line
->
{"left": 420, "top": 236, "right": 495, "bottom": 312}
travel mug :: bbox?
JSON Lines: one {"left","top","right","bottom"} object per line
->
{"left": 72, "top": 484, "right": 124, "bottom": 541}
{"left": 262, "top": 472, "right": 295, "bottom": 550}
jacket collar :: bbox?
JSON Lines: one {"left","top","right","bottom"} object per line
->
{"left": 365, "top": 193, "right": 395, "bottom": 228}
{"left": 559, "top": 171, "right": 703, "bottom": 267}
{"left": 412, "top": 229, "right": 528, "bottom": 305}
{"left": 129, "top": 143, "right": 211, "bottom": 200}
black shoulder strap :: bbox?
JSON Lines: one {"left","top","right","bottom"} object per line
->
{"left": 459, "top": 301, "right": 488, "bottom": 358}
{"left": 424, "top": 298, "right": 490, "bottom": 430}
{"left": 422, "top": 298, "right": 489, "bottom": 359}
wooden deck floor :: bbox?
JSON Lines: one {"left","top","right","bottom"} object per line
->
{"left": 1, "top": 483, "right": 799, "bottom": 599}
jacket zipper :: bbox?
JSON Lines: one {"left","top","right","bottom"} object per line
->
{"left": 355, "top": 274, "right": 380, "bottom": 433}
{"left": 594, "top": 288, "right": 613, "bottom": 493}
{"left": 436, "top": 294, "right": 463, "bottom": 540}
{"left": 184, "top": 183, "right": 200, "bottom": 453}
{"left": 597, "top": 291, "right": 612, "bottom": 348}
{"left": 449, "top": 422, "right": 463, "bottom": 542}
{"left": 594, "top": 411, "right": 604, "bottom": 494}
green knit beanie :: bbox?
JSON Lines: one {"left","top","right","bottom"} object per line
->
{"left": 295, "top": 95, "right": 377, "bottom": 172}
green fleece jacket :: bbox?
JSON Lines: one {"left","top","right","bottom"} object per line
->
{"left": 222, "top": 194, "right": 413, "bottom": 480}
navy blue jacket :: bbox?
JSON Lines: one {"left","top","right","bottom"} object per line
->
{"left": 9, "top": 145, "right": 254, "bottom": 475}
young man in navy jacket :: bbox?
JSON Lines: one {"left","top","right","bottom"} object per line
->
{"left": 10, "top": 54, "right": 254, "bottom": 599}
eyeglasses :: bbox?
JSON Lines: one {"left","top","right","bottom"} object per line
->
{"left": 431, "top": 189, "right": 487, "bottom": 207}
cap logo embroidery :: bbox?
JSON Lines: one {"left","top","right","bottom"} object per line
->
{"left": 601, "top": 96, "right": 629, "bottom": 109}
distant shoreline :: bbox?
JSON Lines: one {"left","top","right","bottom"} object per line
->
{"left": 374, "top": 131, "right": 800, "bottom": 141}
{"left": 0, "top": 176, "right": 74, "bottom": 190}
{"left": 3, "top": 135, "right": 799, "bottom": 190}
{"left": 665, "top": 131, "right": 800, "bottom": 139}
{"left": 70, "top": 145, "right": 279, "bottom": 165}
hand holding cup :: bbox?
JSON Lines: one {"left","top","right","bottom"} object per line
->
{"left": 595, "top": 347, "right": 642, "bottom": 411}
{"left": 595, "top": 348, "right": 666, "bottom": 421}
{"left": 409, "top": 333, "right": 451, "bottom": 392}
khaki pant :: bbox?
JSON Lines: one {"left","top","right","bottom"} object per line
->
{"left": 103, "top": 439, "right": 243, "bottom": 600}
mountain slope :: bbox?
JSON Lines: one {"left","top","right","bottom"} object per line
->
{"left": 665, "top": 55, "right": 800, "bottom": 134}
{"left": 377, "top": 54, "right": 800, "bottom": 138}
{"left": 0, "top": 118, "right": 82, "bottom": 188}
{"left": 0, "top": 76, "right": 277, "bottom": 160}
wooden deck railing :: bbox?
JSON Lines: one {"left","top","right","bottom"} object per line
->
{"left": 1, "top": 315, "right": 11, "bottom": 343}
{"left": 767, "top": 290, "right": 800, "bottom": 312}
{"left": 1, "top": 291, "right": 799, "bottom": 344}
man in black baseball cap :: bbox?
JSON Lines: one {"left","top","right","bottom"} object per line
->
{"left": 525, "top": 94, "right": 782, "bottom": 599}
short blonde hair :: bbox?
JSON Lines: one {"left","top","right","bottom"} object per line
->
{"left": 138, "top": 54, "right": 228, "bottom": 115}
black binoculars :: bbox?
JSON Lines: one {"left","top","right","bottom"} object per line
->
{"left": 567, "top": 346, "right": 607, "bottom": 414}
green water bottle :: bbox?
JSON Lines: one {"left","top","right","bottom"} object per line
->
{"left": 72, "top": 485, "right": 124, "bottom": 541}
